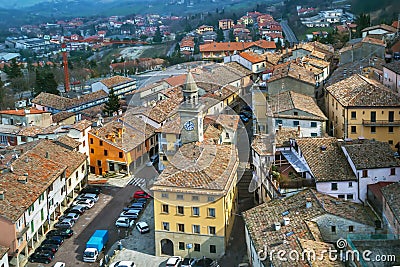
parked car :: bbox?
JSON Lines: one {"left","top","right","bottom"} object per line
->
{"left": 115, "top": 217, "right": 135, "bottom": 228}
{"left": 240, "top": 111, "right": 252, "bottom": 118}
{"left": 128, "top": 202, "right": 145, "bottom": 209}
{"left": 133, "top": 190, "right": 151, "bottom": 199}
{"left": 54, "top": 219, "right": 74, "bottom": 229}
{"left": 47, "top": 229, "right": 74, "bottom": 239}
{"left": 239, "top": 114, "right": 249, "bottom": 123}
{"left": 136, "top": 221, "right": 150, "bottom": 233}
{"left": 66, "top": 205, "right": 86, "bottom": 215}
{"left": 134, "top": 198, "right": 148, "bottom": 204}
{"left": 28, "top": 251, "right": 54, "bottom": 264}
{"left": 61, "top": 213, "right": 79, "bottom": 222}
{"left": 120, "top": 209, "right": 141, "bottom": 219}
{"left": 194, "top": 258, "right": 219, "bottom": 267}
{"left": 182, "top": 258, "right": 198, "bottom": 267}
{"left": 36, "top": 244, "right": 58, "bottom": 254}
{"left": 73, "top": 198, "right": 95, "bottom": 209}
{"left": 76, "top": 193, "right": 99, "bottom": 202}
{"left": 43, "top": 236, "right": 64, "bottom": 246}
{"left": 81, "top": 186, "right": 102, "bottom": 195}
{"left": 150, "top": 154, "right": 159, "bottom": 163}
{"left": 109, "top": 260, "right": 136, "bottom": 267}
{"left": 166, "top": 256, "right": 182, "bottom": 267}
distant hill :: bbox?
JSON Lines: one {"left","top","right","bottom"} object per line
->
{"left": 351, "top": 0, "right": 400, "bottom": 23}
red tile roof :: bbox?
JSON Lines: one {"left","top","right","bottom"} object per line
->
{"left": 0, "top": 108, "right": 49, "bottom": 116}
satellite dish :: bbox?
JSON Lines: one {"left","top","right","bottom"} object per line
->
{"left": 248, "top": 171, "right": 261, "bottom": 193}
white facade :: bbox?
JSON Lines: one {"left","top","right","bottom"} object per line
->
{"left": 65, "top": 161, "right": 87, "bottom": 199}
{"left": 273, "top": 118, "right": 324, "bottom": 137}
{"left": 67, "top": 126, "right": 92, "bottom": 156}
{"left": 245, "top": 226, "right": 265, "bottom": 267}
{"left": 341, "top": 146, "right": 400, "bottom": 202}
{"left": 47, "top": 175, "right": 66, "bottom": 219}
{"left": 315, "top": 181, "right": 359, "bottom": 202}
{"left": 91, "top": 80, "right": 136, "bottom": 96}
{"left": 0, "top": 250, "right": 9, "bottom": 267}
{"left": 23, "top": 191, "right": 48, "bottom": 242}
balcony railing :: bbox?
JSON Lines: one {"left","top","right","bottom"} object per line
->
{"left": 16, "top": 225, "right": 29, "bottom": 238}
{"left": 362, "top": 119, "right": 400, "bottom": 126}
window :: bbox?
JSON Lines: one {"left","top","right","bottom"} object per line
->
{"left": 162, "top": 204, "right": 169, "bottom": 213}
{"left": 389, "top": 126, "right": 394, "bottom": 133}
{"left": 81, "top": 165, "right": 85, "bottom": 173}
{"left": 371, "top": 111, "right": 376, "bottom": 122}
{"left": 192, "top": 207, "right": 200, "bottom": 216}
{"left": 192, "top": 195, "right": 199, "bottom": 201}
{"left": 177, "top": 206, "right": 184, "bottom": 215}
{"left": 311, "top": 133, "right": 318, "bottom": 137}
{"left": 349, "top": 182, "right": 353, "bottom": 188}
{"left": 176, "top": 194, "right": 184, "bottom": 200}
{"left": 179, "top": 242, "right": 185, "bottom": 250}
{"left": 331, "top": 183, "right": 338, "bottom": 191}
{"left": 178, "top": 223, "right": 185, "bottom": 232}
{"left": 104, "top": 150, "right": 108, "bottom": 156}
{"left": 351, "top": 111, "right": 356, "bottom": 119}
{"left": 68, "top": 178, "right": 72, "bottom": 187}
{"left": 90, "top": 138, "right": 93, "bottom": 144}
{"left": 293, "top": 121, "right": 299, "bottom": 126}
{"left": 194, "top": 243, "right": 200, "bottom": 252}
{"left": 362, "top": 170, "right": 368, "bottom": 178}
{"left": 119, "top": 152, "right": 123, "bottom": 158}
{"left": 351, "top": 126, "right": 356, "bottom": 133}
{"left": 208, "top": 226, "right": 216, "bottom": 235}
{"left": 226, "top": 132, "right": 230, "bottom": 139}
{"left": 390, "top": 168, "right": 396, "bottom": 175}
{"left": 331, "top": 226, "right": 336, "bottom": 233}
{"left": 30, "top": 221, "right": 34, "bottom": 233}
{"left": 99, "top": 140, "right": 103, "bottom": 146}
{"left": 193, "top": 225, "right": 200, "bottom": 234}
{"left": 83, "top": 140, "right": 85, "bottom": 147}
{"left": 210, "top": 245, "right": 216, "bottom": 253}
{"left": 294, "top": 111, "right": 298, "bottom": 116}
{"left": 310, "top": 122, "right": 317, "bottom": 127}
{"left": 347, "top": 194, "right": 354, "bottom": 200}
{"left": 349, "top": 226, "right": 354, "bottom": 232}
{"left": 338, "top": 195, "right": 345, "bottom": 199}
{"left": 208, "top": 208, "right": 216, "bottom": 217}
{"left": 208, "top": 196, "right": 215, "bottom": 202}
{"left": 389, "top": 111, "right": 394, "bottom": 122}
{"left": 276, "top": 119, "right": 283, "bottom": 126}
{"left": 97, "top": 160, "right": 102, "bottom": 167}
{"left": 162, "top": 222, "right": 170, "bottom": 231}
{"left": 161, "top": 193, "right": 169, "bottom": 199}
{"left": 371, "top": 126, "right": 376, "bottom": 133}
{"left": 90, "top": 148, "right": 94, "bottom": 154}
{"left": 389, "top": 140, "right": 394, "bottom": 145}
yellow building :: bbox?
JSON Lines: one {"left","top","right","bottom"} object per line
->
{"left": 325, "top": 74, "right": 400, "bottom": 148}
{"left": 151, "top": 143, "right": 239, "bottom": 259}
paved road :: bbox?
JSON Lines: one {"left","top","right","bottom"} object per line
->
{"left": 281, "top": 20, "right": 298, "bottom": 44}
{"left": 26, "top": 184, "right": 140, "bottom": 267}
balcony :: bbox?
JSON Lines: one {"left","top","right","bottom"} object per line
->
{"left": 362, "top": 120, "right": 400, "bottom": 126}
{"left": 16, "top": 225, "right": 29, "bottom": 238}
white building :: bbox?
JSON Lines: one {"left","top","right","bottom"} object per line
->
{"left": 91, "top": 75, "right": 137, "bottom": 96}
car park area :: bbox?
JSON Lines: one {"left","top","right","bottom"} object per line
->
{"left": 26, "top": 184, "right": 146, "bottom": 267}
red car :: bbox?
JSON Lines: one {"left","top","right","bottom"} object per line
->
{"left": 133, "top": 190, "right": 151, "bottom": 199}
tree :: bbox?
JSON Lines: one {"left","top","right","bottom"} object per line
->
{"left": 103, "top": 88, "right": 120, "bottom": 116}
{"left": 216, "top": 28, "right": 224, "bottom": 42}
{"left": 34, "top": 69, "right": 59, "bottom": 96}
{"left": 275, "top": 38, "right": 282, "bottom": 51}
{"left": 4, "top": 58, "right": 22, "bottom": 79}
{"left": 153, "top": 26, "right": 163, "bottom": 43}
{"left": 229, "top": 29, "right": 236, "bottom": 42}
{"left": 355, "top": 13, "right": 370, "bottom": 38}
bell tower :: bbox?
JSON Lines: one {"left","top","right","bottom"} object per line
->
{"left": 178, "top": 71, "right": 204, "bottom": 144}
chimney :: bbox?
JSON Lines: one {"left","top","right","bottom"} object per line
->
{"left": 45, "top": 151, "right": 49, "bottom": 159}
{"left": 278, "top": 124, "right": 282, "bottom": 131}
{"left": 0, "top": 191, "right": 4, "bottom": 200}
{"left": 274, "top": 222, "right": 281, "bottom": 231}
{"left": 297, "top": 125, "right": 300, "bottom": 132}
{"left": 306, "top": 197, "right": 312, "bottom": 208}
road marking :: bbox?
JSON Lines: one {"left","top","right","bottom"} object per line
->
{"left": 129, "top": 177, "right": 145, "bottom": 187}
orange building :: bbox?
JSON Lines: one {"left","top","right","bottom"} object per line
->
{"left": 88, "top": 115, "right": 157, "bottom": 176}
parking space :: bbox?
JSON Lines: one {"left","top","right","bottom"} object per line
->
{"left": 26, "top": 184, "right": 142, "bottom": 267}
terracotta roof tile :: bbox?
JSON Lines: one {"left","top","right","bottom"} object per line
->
{"left": 268, "top": 62, "right": 316, "bottom": 85}
{"left": 100, "top": 75, "right": 134, "bottom": 88}
{"left": 52, "top": 111, "right": 75, "bottom": 123}
{"left": 54, "top": 135, "right": 81, "bottom": 149}
{"left": 381, "top": 183, "right": 400, "bottom": 224}
{"left": 326, "top": 74, "right": 400, "bottom": 107}
{"left": 239, "top": 51, "right": 265, "bottom": 63}
{"left": 152, "top": 143, "right": 238, "bottom": 193}
{"left": 164, "top": 74, "right": 187, "bottom": 87}
{"left": 242, "top": 189, "right": 375, "bottom": 267}
{"left": 384, "top": 61, "right": 400, "bottom": 74}
{"left": 251, "top": 134, "right": 274, "bottom": 156}
{"left": 342, "top": 140, "right": 400, "bottom": 169}
{"left": 268, "top": 91, "right": 327, "bottom": 120}
{"left": 362, "top": 24, "right": 397, "bottom": 33}
{"left": 0, "top": 108, "right": 49, "bottom": 116}
{"left": 296, "top": 137, "right": 356, "bottom": 182}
